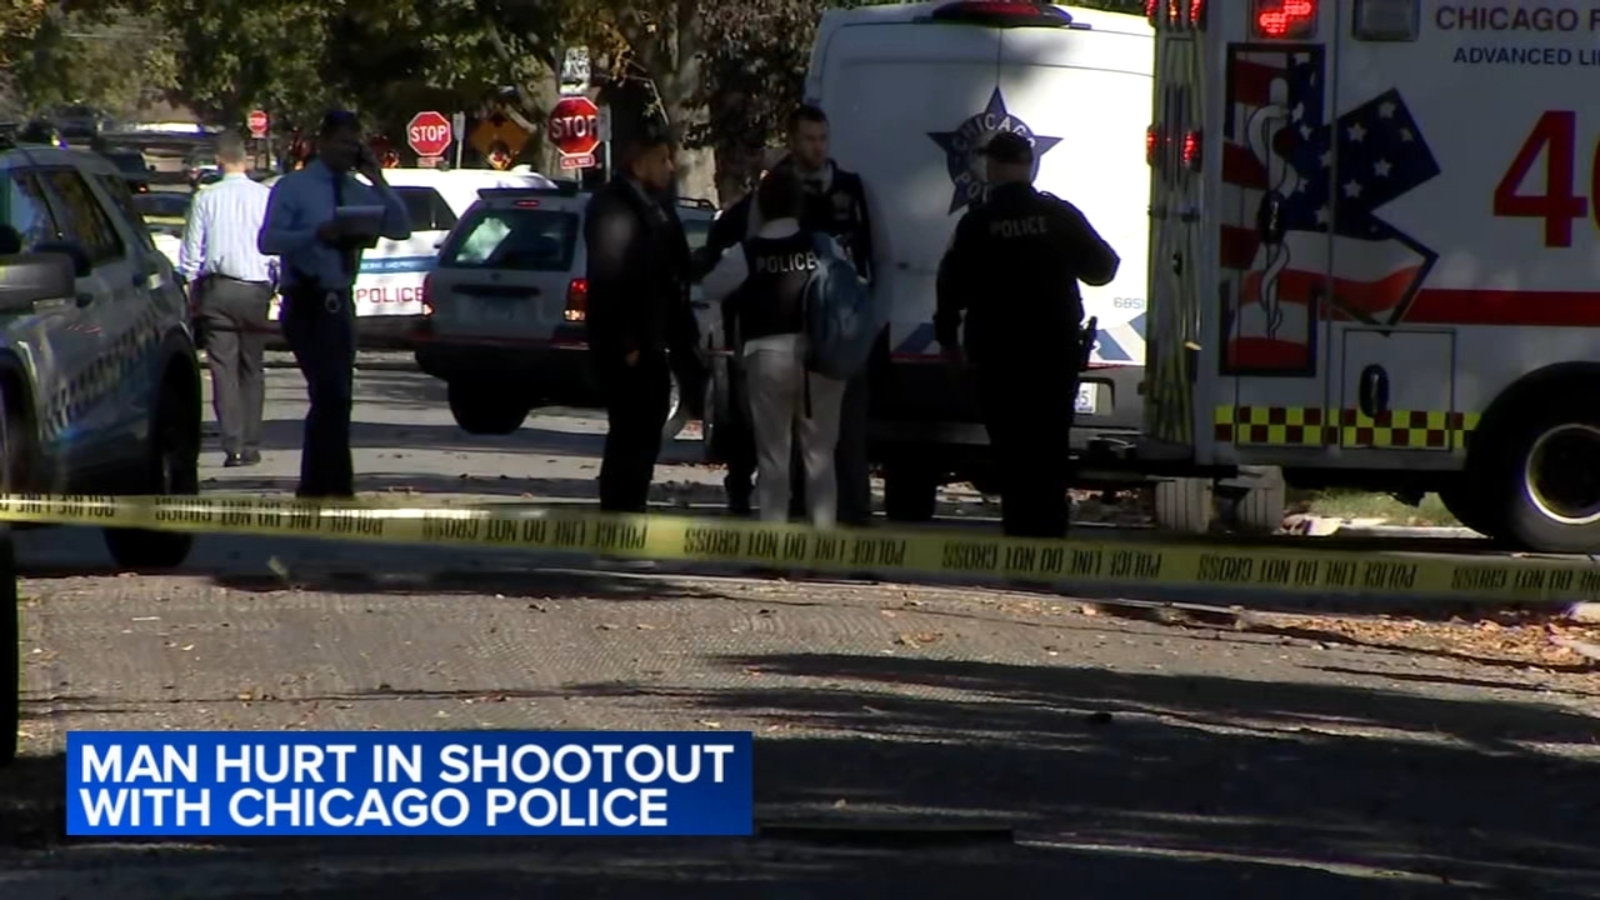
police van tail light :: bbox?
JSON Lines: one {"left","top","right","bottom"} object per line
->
{"left": 1182, "top": 130, "right": 1202, "bottom": 171}
{"left": 1188, "top": 0, "right": 1207, "bottom": 28}
{"left": 1145, "top": 0, "right": 1159, "bottom": 23}
{"left": 421, "top": 273, "right": 435, "bottom": 317}
{"left": 1146, "top": 126, "right": 1161, "bottom": 166}
{"left": 564, "top": 278, "right": 587, "bottom": 322}
{"left": 1252, "top": 0, "right": 1317, "bottom": 39}
{"left": 1352, "top": 0, "right": 1418, "bottom": 41}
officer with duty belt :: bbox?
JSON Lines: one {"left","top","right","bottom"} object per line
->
{"left": 934, "top": 131, "right": 1120, "bottom": 538}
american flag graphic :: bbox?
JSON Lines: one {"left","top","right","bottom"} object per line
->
{"left": 1219, "top": 49, "right": 1442, "bottom": 372}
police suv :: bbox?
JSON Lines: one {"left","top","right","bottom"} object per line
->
{"left": 414, "top": 182, "right": 717, "bottom": 436}
{"left": 0, "top": 141, "right": 202, "bottom": 569}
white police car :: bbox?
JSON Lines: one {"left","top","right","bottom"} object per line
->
{"left": 263, "top": 167, "right": 558, "bottom": 347}
{"left": 414, "top": 182, "right": 717, "bottom": 436}
{"left": 0, "top": 142, "right": 202, "bottom": 569}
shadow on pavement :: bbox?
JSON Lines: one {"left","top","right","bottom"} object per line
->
{"left": 7, "top": 652, "right": 1599, "bottom": 896}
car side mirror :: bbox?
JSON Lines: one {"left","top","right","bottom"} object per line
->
{"left": 32, "top": 240, "right": 93, "bottom": 278}
{"left": 0, "top": 251, "right": 78, "bottom": 313}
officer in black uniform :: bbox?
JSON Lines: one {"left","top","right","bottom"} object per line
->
{"left": 696, "top": 106, "right": 877, "bottom": 522}
{"left": 934, "top": 131, "right": 1120, "bottom": 538}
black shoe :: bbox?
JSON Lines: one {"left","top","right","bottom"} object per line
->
{"left": 224, "top": 452, "right": 247, "bottom": 468}
{"left": 242, "top": 448, "right": 262, "bottom": 465}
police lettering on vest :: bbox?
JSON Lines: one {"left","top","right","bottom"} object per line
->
{"left": 753, "top": 250, "right": 820, "bottom": 275}
{"left": 990, "top": 215, "right": 1049, "bottom": 239}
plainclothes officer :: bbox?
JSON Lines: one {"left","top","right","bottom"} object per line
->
{"left": 934, "top": 131, "right": 1119, "bottom": 538}
{"left": 178, "top": 132, "right": 274, "bottom": 469}
{"left": 584, "top": 129, "right": 704, "bottom": 513}
{"left": 702, "top": 171, "right": 851, "bottom": 527}
{"left": 258, "top": 110, "right": 412, "bottom": 499}
{"left": 700, "top": 106, "right": 877, "bottom": 524}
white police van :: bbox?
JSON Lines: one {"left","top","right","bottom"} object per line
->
{"left": 265, "top": 167, "right": 557, "bottom": 346}
{"left": 415, "top": 183, "right": 717, "bottom": 436}
{"left": 801, "top": 1, "right": 1153, "bottom": 520}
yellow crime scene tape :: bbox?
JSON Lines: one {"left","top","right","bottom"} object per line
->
{"left": 0, "top": 492, "right": 1595, "bottom": 605}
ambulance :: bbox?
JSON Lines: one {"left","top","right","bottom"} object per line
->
{"left": 263, "top": 167, "right": 556, "bottom": 346}
{"left": 1141, "top": 0, "right": 1600, "bottom": 552}
{"left": 801, "top": 1, "right": 1154, "bottom": 522}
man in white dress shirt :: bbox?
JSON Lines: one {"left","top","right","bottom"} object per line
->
{"left": 179, "top": 132, "right": 275, "bottom": 468}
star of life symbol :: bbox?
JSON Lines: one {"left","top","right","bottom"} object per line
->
{"left": 928, "top": 88, "right": 1062, "bottom": 214}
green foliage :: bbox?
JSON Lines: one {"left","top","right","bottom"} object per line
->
{"left": 8, "top": 5, "right": 178, "bottom": 117}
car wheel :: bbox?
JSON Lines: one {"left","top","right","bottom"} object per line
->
{"left": 1496, "top": 406, "right": 1600, "bottom": 552}
{"left": 103, "top": 380, "right": 198, "bottom": 570}
{"left": 447, "top": 381, "right": 528, "bottom": 435}
{"left": 1154, "top": 478, "right": 1214, "bottom": 535}
{"left": 662, "top": 371, "right": 690, "bottom": 441}
{"left": 884, "top": 457, "right": 940, "bottom": 523}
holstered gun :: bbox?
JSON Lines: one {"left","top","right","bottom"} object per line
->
{"left": 1078, "top": 316, "right": 1098, "bottom": 372}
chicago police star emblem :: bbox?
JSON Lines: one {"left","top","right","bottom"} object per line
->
{"left": 928, "top": 87, "right": 1061, "bottom": 214}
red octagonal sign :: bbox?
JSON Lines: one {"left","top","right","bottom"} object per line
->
{"left": 406, "top": 111, "right": 452, "bottom": 158}
{"left": 548, "top": 97, "right": 601, "bottom": 158}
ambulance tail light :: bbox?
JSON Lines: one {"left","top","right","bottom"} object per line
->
{"left": 1188, "top": 0, "right": 1207, "bottom": 28}
{"left": 1182, "top": 130, "right": 1202, "bottom": 171}
{"left": 564, "top": 278, "right": 587, "bottom": 322}
{"left": 1252, "top": 0, "right": 1317, "bottom": 39}
{"left": 1145, "top": 0, "right": 1159, "bottom": 23}
{"left": 1147, "top": 126, "right": 1162, "bottom": 166}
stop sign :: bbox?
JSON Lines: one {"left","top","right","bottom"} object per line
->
{"left": 407, "top": 111, "right": 452, "bottom": 157}
{"left": 247, "top": 110, "right": 269, "bottom": 138}
{"left": 548, "top": 97, "right": 601, "bottom": 158}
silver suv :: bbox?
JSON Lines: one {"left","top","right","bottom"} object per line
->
{"left": 0, "top": 141, "right": 202, "bottom": 569}
{"left": 414, "top": 182, "right": 716, "bottom": 436}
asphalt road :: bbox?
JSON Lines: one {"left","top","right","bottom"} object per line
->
{"left": 5, "top": 360, "right": 1600, "bottom": 897}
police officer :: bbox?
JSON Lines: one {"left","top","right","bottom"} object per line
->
{"left": 584, "top": 129, "right": 704, "bottom": 513}
{"left": 934, "top": 131, "right": 1119, "bottom": 538}
{"left": 697, "top": 106, "right": 877, "bottom": 523}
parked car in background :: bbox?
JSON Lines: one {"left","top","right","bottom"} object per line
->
{"left": 414, "top": 182, "right": 716, "bottom": 437}
{"left": 184, "top": 148, "right": 218, "bottom": 189}
{"left": 132, "top": 191, "right": 192, "bottom": 272}
{"left": 263, "top": 166, "right": 559, "bottom": 348}
{"left": 96, "top": 147, "right": 154, "bottom": 193}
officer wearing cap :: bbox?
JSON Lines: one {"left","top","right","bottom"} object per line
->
{"left": 934, "top": 130, "right": 1119, "bottom": 538}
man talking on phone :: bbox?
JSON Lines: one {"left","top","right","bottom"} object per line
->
{"left": 259, "top": 110, "right": 412, "bottom": 499}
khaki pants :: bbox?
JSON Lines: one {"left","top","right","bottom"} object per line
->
{"left": 743, "top": 335, "right": 847, "bottom": 527}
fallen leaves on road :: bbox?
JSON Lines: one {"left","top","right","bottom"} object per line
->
{"left": 1259, "top": 612, "right": 1600, "bottom": 671}
{"left": 896, "top": 632, "right": 944, "bottom": 647}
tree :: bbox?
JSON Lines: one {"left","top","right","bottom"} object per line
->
{"left": 6, "top": 4, "right": 178, "bottom": 118}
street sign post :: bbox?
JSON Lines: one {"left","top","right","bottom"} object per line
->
{"left": 548, "top": 96, "right": 600, "bottom": 170}
{"left": 406, "top": 110, "right": 452, "bottom": 160}
{"left": 451, "top": 112, "right": 466, "bottom": 168}
{"left": 247, "top": 110, "right": 269, "bottom": 139}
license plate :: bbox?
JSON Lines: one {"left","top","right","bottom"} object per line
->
{"left": 1075, "top": 383, "right": 1098, "bottom": 415}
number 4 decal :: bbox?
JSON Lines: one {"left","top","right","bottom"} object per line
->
{"left": 1493, "top": 110, "right": 1591, "bottom": 248}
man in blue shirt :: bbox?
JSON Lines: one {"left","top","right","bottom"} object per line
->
{"left": 259, "top": 110, "right": 411, "bottom": 499}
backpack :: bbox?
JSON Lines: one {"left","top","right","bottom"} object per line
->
{"left": 802, "top": 232, "right": 878, "bottom": 380}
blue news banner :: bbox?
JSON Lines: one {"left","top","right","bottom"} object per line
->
{"left": 67, "top": 731, "right": 753, "bottom": 837}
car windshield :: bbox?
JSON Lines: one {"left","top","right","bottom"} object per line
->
{"left": 441, "top": 207, "right": 580, "bottom": 272}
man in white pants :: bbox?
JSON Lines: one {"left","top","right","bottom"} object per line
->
{"left": 702, "top": 172, "right": 849, "bottom": 526}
